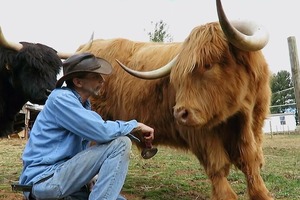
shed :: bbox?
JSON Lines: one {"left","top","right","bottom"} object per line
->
{"left": 263, "top": 113, "right": 296, "bottom": 134}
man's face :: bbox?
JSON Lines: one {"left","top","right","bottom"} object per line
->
{"left": 79, "top": 73, "right": 104, "bottom": 96}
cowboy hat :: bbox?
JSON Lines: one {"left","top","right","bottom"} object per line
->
{"left": 56, "top": 53, "right": 112, "bottom": 88}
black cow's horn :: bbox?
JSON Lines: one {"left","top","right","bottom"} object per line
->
{"left": 0, "top": 26, "right": 23, "bottom": 51}
{"left": 115, "top": 55, "right": 178, "bottom": 80}
{"left": 216, "top": 0, "right": 269, "bottom": 51}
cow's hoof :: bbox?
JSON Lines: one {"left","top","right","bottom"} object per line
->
{"left": 141, "top": 147, "right": 158, "bottom": 159}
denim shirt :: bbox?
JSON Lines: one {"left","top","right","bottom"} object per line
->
{"left": 19, "top": 87, "right": 137, "bottom": 185}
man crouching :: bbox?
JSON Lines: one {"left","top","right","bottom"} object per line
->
{"left": 19, "top": 53, "right": 154, "bottom": 200}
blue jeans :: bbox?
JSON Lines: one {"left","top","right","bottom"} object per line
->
{"left": 29, "top": 136, "right": 131, "bottom": 200}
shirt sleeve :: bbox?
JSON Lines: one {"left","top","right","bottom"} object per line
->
{"left": 52, "top": 92, "right": 138, "bottom": 143}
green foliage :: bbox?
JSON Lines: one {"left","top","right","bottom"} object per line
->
{"left": 147, "top": 20, "right": 173, "bottom": 42}
{"left": 270, "top": 70, "right": 296, "bottom": 114}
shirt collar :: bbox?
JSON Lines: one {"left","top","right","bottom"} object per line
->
{"left": 65, "top": 87, "right": 91, "bottom": 110}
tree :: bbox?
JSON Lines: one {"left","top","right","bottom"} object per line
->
{"left": 147, "top": 20, "right": 173, "bottom": 42}
{"left": 270, "top": 70, "right": 296, "bottom": 114}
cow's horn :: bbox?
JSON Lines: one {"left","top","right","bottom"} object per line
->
{"left": 0, "top": 26, "right": 23, "bottom": 51}
{"left": 216, "top": 0, "right": 269, "bottom": 51}
{"left": 116, "top": 55, "right": 178, "bottom": 80}
{"left": 57, "top": 32, "right": 95, "bottom": 59}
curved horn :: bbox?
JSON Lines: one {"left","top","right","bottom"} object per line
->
{"left": 57, "top": 32, "right": 95, "bottom": 59}
{"left": 216, "top": 0, "right": 269, "bottom": 51}
{"left": 0, "top": 26, "right": 23, "bottom": 51}
{"left": 115, "top": 55, "right": 178, "bottom": 80}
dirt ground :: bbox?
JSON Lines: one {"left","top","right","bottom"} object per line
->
{"left": 0, "top": 138, "right": 25, "bottom": 200}
{"left": 0, "top": 190, "right": 23, "bottom": 200}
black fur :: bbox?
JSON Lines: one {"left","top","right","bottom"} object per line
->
{"left": 0, "top": 42, "right": 61, "bottom": 137}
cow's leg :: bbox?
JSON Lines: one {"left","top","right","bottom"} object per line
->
{"left": 241, "top": 165, "right": 273, "bottom": 200}
{"left": 238, "top": 115, "right": 274, "bottom": 200}
{"left": 209, "top": 167, "right": 237, "bottom": 200}
{"left": 194, "top": 134, "right": 237, "bottom": 200}
{"left": 239, "top": 141, "right": 273, "bottom": 200}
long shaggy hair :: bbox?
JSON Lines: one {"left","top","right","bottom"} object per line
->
{"left": 80, "top": 22, "right": 272, "bottom": 200}
{"left": 0, "top": 43, "right": 61, "bottom": 137}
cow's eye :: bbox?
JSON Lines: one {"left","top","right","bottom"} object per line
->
{"left": 204, "top": 63, "right": 213, "bottom": 70}
{"left": 192, "top": 62, "right": 213, "bottom": 74}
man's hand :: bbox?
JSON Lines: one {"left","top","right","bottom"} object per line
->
{"left": 136, "top": 122, "right": 154, "bottom": 143}
{"left": 129, "top": 122, "right": 157, "bottom": 159}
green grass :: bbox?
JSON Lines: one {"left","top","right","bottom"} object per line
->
{"left": 1, "top": 134, "right": 300, "bottom": 200}
{"left": 261, "top": 134, "right": 300, "bottom": 200}
{"left": 123, "top": 134, "right": 300, "bottom": 200}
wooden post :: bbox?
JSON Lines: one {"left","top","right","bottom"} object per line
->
{"left": 269, "top": 120, "right": 273, "bottom": 139}
{"left": 24, "top": 105, "right": 31, "bottom": 140}
{"left": 287, "top": 36, "right": 300, "bottom": 125}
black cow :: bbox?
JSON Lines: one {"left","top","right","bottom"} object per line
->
{"left": 0, "top": 28, "right": 62, "bottom": 137}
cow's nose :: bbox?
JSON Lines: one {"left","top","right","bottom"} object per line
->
{"left": 174, "top": 107, "right": 189, "bottom": 123}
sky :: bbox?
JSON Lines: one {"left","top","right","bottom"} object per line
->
{"left": 1, "top": 0, "right": 300, "bottom": 74}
